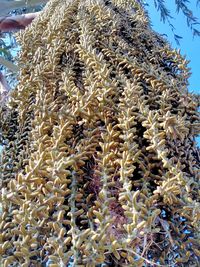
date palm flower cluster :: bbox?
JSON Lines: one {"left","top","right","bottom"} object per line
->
{"left": 0, "top": 0, "right": 200, "bottom": 266}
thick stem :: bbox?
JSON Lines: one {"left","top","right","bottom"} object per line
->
{"left": 0, "top": 12, "right": 40, "bottom": 32}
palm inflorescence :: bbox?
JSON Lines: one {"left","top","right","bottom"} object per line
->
{"left": 0, "top": 0, "right": 200, "bottom": 266}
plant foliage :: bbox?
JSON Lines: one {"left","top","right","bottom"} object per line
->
{"left": 0, "top": 0, "right": 199, "bottom": 266}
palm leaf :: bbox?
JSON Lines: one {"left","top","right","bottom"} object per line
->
{"left": 0, "top": 48, "right": 11, "bottom": 58}
{"left": 0, "top": 0, "right": 48, "bottom": 16}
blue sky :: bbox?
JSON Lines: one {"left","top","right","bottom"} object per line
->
{"left": 146, "top": 1, "right": 200, "bottom": 93}
{"left": 146, "top": 1, "right": 200, "bottom": 146}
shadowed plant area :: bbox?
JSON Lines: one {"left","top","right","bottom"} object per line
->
{"left": 0, "top": 0, "right": 200, "bottom": 266}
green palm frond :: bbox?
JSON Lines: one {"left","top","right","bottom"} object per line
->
{"left": 0, "top": 48, "right": 11, "bottom": 58}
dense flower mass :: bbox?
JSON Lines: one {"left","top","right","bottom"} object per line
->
{"left": 0, "top": 0, "right": 200, "bottom": 266}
